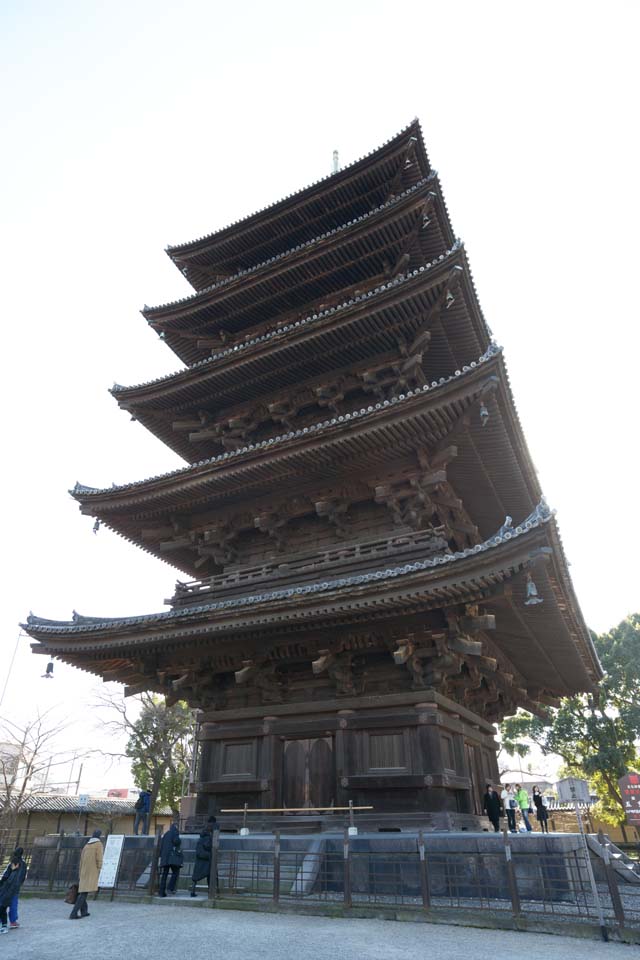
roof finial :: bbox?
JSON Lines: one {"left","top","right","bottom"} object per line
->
{"left": 332, "top": 150, "right": 340, "bottom": 174}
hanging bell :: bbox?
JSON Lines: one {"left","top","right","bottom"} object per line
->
{"left": 93, "top": 518, "right": 101, "bottom": 535}
{"left": 479, "top": 402, "right": 489, "bottom": 427}
{"left": 524, "top": 573, "right": 544, "bottom": 605}
{"left": 42, "top": 661, "right": 54, "bottom": 678}
{"left": 445, "top": 291, "right": 455, "bottom": 310}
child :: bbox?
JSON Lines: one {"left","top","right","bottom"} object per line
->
{"left": 0, "top": 849, "right": 26, "bottom": 932}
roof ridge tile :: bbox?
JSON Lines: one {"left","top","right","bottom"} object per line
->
{"left": 165, "top": 119, "right": 425, "bottom": 254}
{"left": 89, "top": 337, "right": 499, "bottom": 496}
{"left": 21, "top": 501, "right": 553, "bottom": 634}
{"left": 146, "top": 174, "right": 437, "bottom": 317}
{"left": 113, "top": 238, "right": 463, "bottom": 396}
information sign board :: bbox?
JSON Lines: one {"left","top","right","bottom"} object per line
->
{"left": 98, "top": 834, "right": 125, "bottom": 888}
{"left": 619, "top": 772, "right": 640, "bottom": 826}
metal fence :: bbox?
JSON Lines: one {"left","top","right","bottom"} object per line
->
{"left": 12, "top": 829, "right": 640, "bottom": 939}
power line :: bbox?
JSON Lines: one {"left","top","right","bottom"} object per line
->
{"left": 0, "top": 630, "right": 23, "bottom": 708}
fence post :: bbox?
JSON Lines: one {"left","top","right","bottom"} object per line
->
{"left": 503, "top": 831, "right": 521, "bottom": 918}
{"left": 148, "top": 827, "right": 162, "bottom": 896}
{"left": 343, "top": 827, "right": 352, "bottom": 908}
{"left": 273, "top": 830, "right": 280, "bottom": 905}
{"left": 48, "top": 830, "right": 65, "bottom": 892}
{"left": 417, "top": 830, "right": 431, "bottom": 910}
{"left": 208, "top": 829, "right": 220, "bottom": 902}
{"left": 601, "top": 844, "right": 626, "bottom": 929}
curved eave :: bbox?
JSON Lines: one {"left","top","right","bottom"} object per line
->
{"left": 75, "top": 348, "right": 504, "bottom": 514}
{"left": 23, "top": 515, "right": 599, "bottom": 695}
{"left": 144, "top": 177, "right": 440, "bottom": 326}
{"left": 75, "top": 351, "right": 551, "bottom": 580}
{"left": 166, "top": 119, "right": 432, "bottom": 280}
{"left": 115, "top": 242, "right": 469, "bottom": 402}
{"left": 114, "top": 249, "right": 491, "bottom": 460}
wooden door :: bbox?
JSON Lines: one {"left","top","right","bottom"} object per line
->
{"left": 282, "top": 737, "right": 335, "bottom": 810}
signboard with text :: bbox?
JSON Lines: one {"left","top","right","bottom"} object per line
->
{"left": 98, "top": 834, "right": 125, "bottom": 888}
{"left": 619, "top": 772, "right": 640, "bottom": 826}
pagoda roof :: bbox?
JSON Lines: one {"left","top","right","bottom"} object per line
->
{"left": 23, "top": 506, "right": 601, "bottom": 697}
{"left": 70, "top": 347, "right": 547, "bottom": 578}
{"left": 144, "top": 177, "right": 452, "bottom": 365}
{"left": 166, "top": 119, "right": 433, "bottom": 291}
{"left": 113, "top": 244, "right": 491, "bottom": 460}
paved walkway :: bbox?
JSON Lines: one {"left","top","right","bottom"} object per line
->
{"left": 11, "top": 897, "right": 635, "bottom": 958}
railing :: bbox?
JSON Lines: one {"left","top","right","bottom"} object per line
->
{"left": 170, "top": 528, "right": 447, "bottom": 605}
{"left": 16, "top": 830, "right": 640, "bottom": 938}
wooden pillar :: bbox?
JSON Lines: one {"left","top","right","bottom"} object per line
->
{"left": 335, "top": 710, "right": 355, "bottom": 808}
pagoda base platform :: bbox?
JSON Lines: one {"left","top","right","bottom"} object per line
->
{"left": 187, "top": 689, "right": 501, "bottom": 828}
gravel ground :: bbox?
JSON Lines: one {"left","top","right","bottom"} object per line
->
{"left": 9, "top": 896, "right": 637, "bottom": 959}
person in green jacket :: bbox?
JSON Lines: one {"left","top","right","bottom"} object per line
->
{"left": 514, "top": 784, "right": 532, "bottom": 831}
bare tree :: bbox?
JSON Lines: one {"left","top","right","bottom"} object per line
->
{"left": 0, "top": 710, "right": 76, "bottom": 831}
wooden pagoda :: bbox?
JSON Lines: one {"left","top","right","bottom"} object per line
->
{"left": 24, "top": 120, "right": 601, "bottom": 829}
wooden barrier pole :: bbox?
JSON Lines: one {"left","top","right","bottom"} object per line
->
{"left": 343, "top": 827, "right": 352, "bottom": 908}
{"left": 48, "top": 830, "right": 65, "bottom": 892}
{"left": 208, "top": 829, "right": 220, "bottom": 902}
{"left": 273, "top": 830, "right": 281, "bottom": 905}
{"left": 600, "top": 843, "right": 625, "bottom": 929}
{"left": 417, "top": 830, "right": 431, "bottom": 910}
{"left": 148, "top": 827, "right": 162, "bottom": 896}
{"left": 503, "top": 831, "right": 521, "bottom": 918}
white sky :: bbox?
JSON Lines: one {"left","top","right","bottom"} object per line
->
{"left": 2, "top": 0, "right": 638, "bottom": 792}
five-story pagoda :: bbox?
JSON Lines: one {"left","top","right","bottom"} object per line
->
{"left": 24, "top": 120, "right": 600, "bottom": 830}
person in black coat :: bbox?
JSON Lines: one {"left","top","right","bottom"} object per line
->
{"left": 0, "top": 859, "right": 23, "bottom": 933}
{"left": 190, "top": 830, "right": 212, "bottom": 897}
{"left": 158, "top": 823, "right": 183, "bottom": 897}
{"left": 190, "top": 816, "right": 217, "bottom": 898}
{"left": 482, "top": 783, "right": 502, "bottom": 832}
{"left": 532, "top": 785, "right": 550, "bottom": 833}
{"left": 0, "top": 848, "right": 27, "bottom": 929}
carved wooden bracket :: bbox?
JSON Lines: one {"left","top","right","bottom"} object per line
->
{"left": 314, "top": 380, "right": 345, "bottom": 414}
{"left": 315, "top": 498, "right": 351, "bottom": 538}
{"left": 254, "top": 510, "right": 289, "bottom": 551}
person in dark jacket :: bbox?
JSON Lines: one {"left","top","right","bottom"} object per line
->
{"left": 0, "top": 848, "right": 27, "bottom": 929}
{"left": 158, "top": 823, "right": 183, "bottom": 896}
{"left": 190, "top": 829, "right": 213, "bottom": 897}
{"left": 482, "top": 783, "right": 502, "bottom": 832}
{"left": 133, "top": 789, "right": 152, "bottom": 835}
{"left": 0, "top": 853, "right": 25, "bottom": 932}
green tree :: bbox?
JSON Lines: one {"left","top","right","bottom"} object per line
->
{"left": 98, "top": 692, "right": 194, "bottom": 814}
{"left": 500, "top": 614, "right": 640, "bottom": 825}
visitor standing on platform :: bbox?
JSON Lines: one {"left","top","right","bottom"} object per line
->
{"left": 158, "top": 822, "right": 183, "bottom": 897}
{"left": 133, "top": 789, "right": 152, "bottom": 835}
{"left": 532, "top": 785, "right": 550, "bottom": 833}
{"left": 482, "top": 784, "right": 502, "bottom": 832}
{"left": 69, "top": 829, "right": 103, "bottom": 919}
{"left": 515, "top": 784, "right": 533, "bottom": 832}
{"left": 501, "top": 784, "right": 517, "bottom": 833}
{"left": 0, "top": 847, "right": 27, "bottom": 929}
